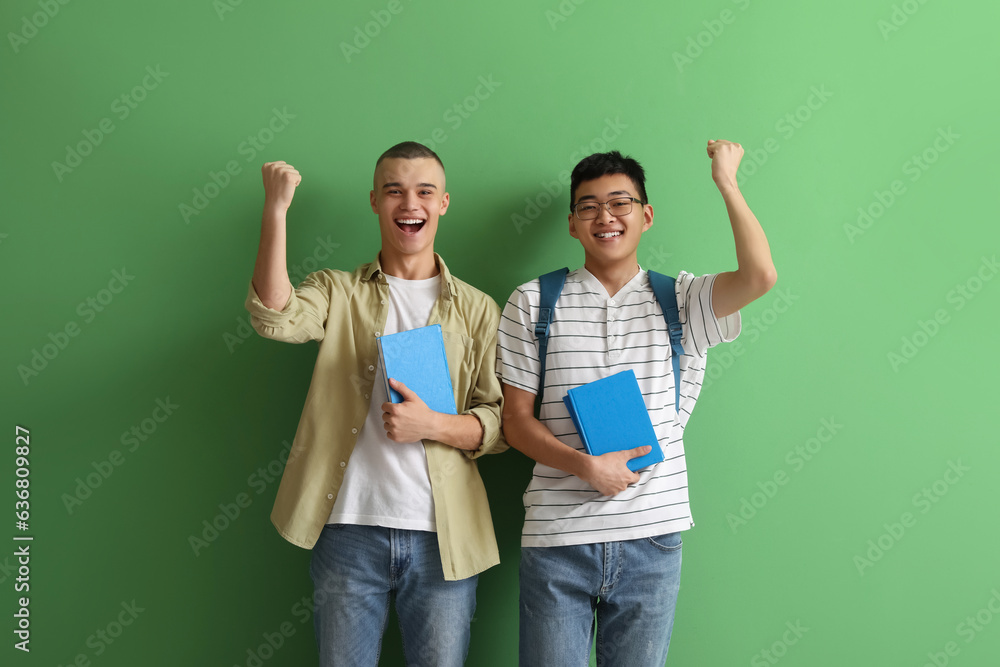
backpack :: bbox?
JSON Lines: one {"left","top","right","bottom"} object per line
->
{"left": 533, "top": 268, "right": 685, "bottom": 417}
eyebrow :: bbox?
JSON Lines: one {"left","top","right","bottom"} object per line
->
{"left": 382, "top": 182, "right": 438, "bottom": 190}
{"left": 577, "top": 189, "right": 632, "bottom": 201}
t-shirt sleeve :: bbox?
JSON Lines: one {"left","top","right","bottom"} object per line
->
{"left": 496, "top": 282, "right": 542, "bottom": 395}
{"left": 675, "top": 271, "right": 741, "bottom": 358}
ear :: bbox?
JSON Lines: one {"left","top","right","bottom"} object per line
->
{"left": 370, "top": 189, "right": 378, "bottom": 214}
{"left": 641, "top": 203, "right": 654, "bottom": 232}
{"left": 439, "top": 191, "right": 450, "bottom": 216}
{"left": 568, "top": 213, "right": 579, "bottom": 239}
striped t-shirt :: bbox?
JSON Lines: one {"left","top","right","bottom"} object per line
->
{"left": 496, "top": 267, "right": 741, "bottom": 547}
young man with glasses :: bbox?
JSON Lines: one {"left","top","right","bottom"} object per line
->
{"left": 245, "top": 141, "right": 505, "bottom": 666}
{"left": 497, "top": 142, "right": 776, "bottom": 665}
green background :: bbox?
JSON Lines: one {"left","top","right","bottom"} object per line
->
{"left": 3, "top": 0, "right": 998, "bottom": 665}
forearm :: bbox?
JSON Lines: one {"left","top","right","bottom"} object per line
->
{"left": 502, "top": 411, "right": 591, "bottom": 478}
{"left": 718, "top": 182, "right": 777, "bottom": 289}
{"left": 711, "top": 178, "right": 778, "bottom": 317}
{"left": 251, "top": 206, "right": 292, "bottom": 310}
{"left": 430, "top": 413, "right": 484, "bottom": 451}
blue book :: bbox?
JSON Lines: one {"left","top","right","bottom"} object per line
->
{"left": 377, "top": 324, "right": 457, "bottom": 414}
{"left": 562, "top": 370, "right": 663, "bottom": 472}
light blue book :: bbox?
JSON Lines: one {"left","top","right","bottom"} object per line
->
{"left": 377, "top": 324, "right": 457, "bottom": 414}
{"left": 563, "top": 369, "right": 663, "bottom": 472}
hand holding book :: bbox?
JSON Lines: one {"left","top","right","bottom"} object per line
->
{"left": 580, "top": 445, "right": 653, "bottom": 496}
{"left": 381, "top": 378, "right": 440, "bottom": 443}
{"left": 563, "top": 370, "right": 665, "bottom": 484}
{"left": 376, "top": 325, "right": 483, "bottom": 450}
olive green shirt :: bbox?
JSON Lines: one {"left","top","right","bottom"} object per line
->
{"left": 245, "top": 253, "right": 505, "bottom": 580}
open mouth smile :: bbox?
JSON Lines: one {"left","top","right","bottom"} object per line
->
{"left": 395, "top": 218, "right": 426, "bottom": 235}
{"left": 595, "top": 230, "right": 623, "bottom": 239}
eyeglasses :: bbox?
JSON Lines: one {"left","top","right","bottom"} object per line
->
{"left": 571, "top": 197, "right": 644, "bottom": 220}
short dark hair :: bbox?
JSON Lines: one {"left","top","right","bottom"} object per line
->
{"left": 569, "top": 150, "right": 647, "bottom": 210}
{"left": 375, "top": 141, "right": 444, "bottom": 172}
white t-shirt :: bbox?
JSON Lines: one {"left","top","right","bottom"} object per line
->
{"left": 327, "top": 273, "right": 441, "bottom": 531}
{"left": 496, "top": 267, "right": 740, "bottom": 547}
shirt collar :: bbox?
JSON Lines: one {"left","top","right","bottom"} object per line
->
{"left": 362, "top": 252, "right": 456, "bottom": 299}
{"left": 576, "top": 264, "right": 647, "bottom": 301}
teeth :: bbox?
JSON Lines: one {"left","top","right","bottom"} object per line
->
{"left": 397, "top": 219, "right": 423, "bottom": 225}
{"left": 596, "top": 231, "right": 622, "bottom": 238}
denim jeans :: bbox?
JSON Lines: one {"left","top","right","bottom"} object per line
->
{"left": 519, "top": 533, "right": 683, "bottom": 667}
{"left": 310, "top": 524, "right": 478, "bottom": 667}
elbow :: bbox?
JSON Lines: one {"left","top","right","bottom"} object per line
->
{"left": 501, "top": 408, "right": 527, "bottom": 452}
{"left": 762, "top": 265, "right": 778, "bottom": 293}
{"left": 260, "top": 290, "right": 290, "bottom": 311}
{"left": 752, "top": 265, "right": 778, "bottom": 299}
{"left": 501, "top": 410, "right": 514, "bottom": 443}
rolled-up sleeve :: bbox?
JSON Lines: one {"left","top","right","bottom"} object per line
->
{"left": 464, "top": 309, "right": 506, "bottom": 459}
{"left": 244, "top": 272, "right": 332, "bottom": 343}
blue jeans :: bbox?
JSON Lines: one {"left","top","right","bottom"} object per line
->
{"left": 519, "top": 533, "right": 683, "bottom": 667}
{"left": 310, "top": 524, "right": 478, "bottom": 667}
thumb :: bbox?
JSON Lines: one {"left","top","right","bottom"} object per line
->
{"left": 388, "top": 378, "right": 417, "bottom": 401}
{"left": 629, "top": 445, "right": 653, "bottom": 458}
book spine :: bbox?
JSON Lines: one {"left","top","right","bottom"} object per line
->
{"left": 377, "top": 339, "right": 394, "bottom": 403}
{"left": 565, "top": 394, "right": 594, "bottom": 456}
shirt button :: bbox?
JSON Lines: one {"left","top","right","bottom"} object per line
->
{"left": 609, "top": 299, "right": 616, "bottom": 305}
{"left": 351, "top": 428, "right": 358, "bottom": 434}
{"left": 368, "top": 365, "right": 375, "bottom": 371}
{"left": 374, "top": 332, "right": 380, "bottom": 337}
{"left": 381, "top": 299, "right": 386, "bottom": 304}
{"left": 327, "top": 494, "right": 334, "bottom": 500}
{"left": 364, "top": 393, "right": 370, "bottom": 399}
{"left": 340, "top": 462, "right": 346, "bottom": 468}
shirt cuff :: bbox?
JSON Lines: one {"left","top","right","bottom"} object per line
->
{"left": 463, "top": 405, "right": 507, "bottom": 459}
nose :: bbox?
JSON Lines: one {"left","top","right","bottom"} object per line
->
{"left": 596, "top": 202, "right": 616, "bottom": 222}
{"left": 400, "top": 192, "right": 419, "bottom": 210}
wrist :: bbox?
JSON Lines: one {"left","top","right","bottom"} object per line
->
{"left": 568, "top": 449, "right": 595, "bottom": 483}
{"left": 262, "top": 202, "right": 289, "bottom": 224}
{"left": 714, "top": 177, "right": 740, "bottom": 196}
{"left": 428, "top": 411, "right": 446, "bottom": 443}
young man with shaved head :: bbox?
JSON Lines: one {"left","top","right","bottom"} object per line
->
{"left": 497, "top": 141, "right": 777, "bottom": 665}
{"left": 245, "top": 141, "right": 505, "bottom": 666}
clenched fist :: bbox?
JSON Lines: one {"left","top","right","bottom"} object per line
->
{"left": 261, "top": 161, "right": 301, "bottom": 213}
{"left": 706, "top": 139, "right": 743, "bottom": 191}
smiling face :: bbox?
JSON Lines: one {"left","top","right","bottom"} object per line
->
{"left": 568, "top": 173, "right": 653, "bottom": 271}
{"left": 370, "top": 157, "right": 449, "bottom": 273}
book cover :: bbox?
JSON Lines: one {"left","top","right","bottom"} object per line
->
{"left": 376, "top": 324, "right": 458, "bottom": 415}
{"left": 563, "top": 369, "right": 663, "bottom": 472}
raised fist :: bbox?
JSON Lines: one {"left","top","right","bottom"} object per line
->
{"left": 706, "top": 139, "right": 743, "bottom": 189}
{"left": 261, "top": 161, "right": 301, "bottom": 213}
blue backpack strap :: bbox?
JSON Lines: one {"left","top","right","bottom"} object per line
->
{"left": 648, "top": 271, "right": 685, "bottom": 412}
{"left": 534, "top": 267, "right": 569, "bottom": 417}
